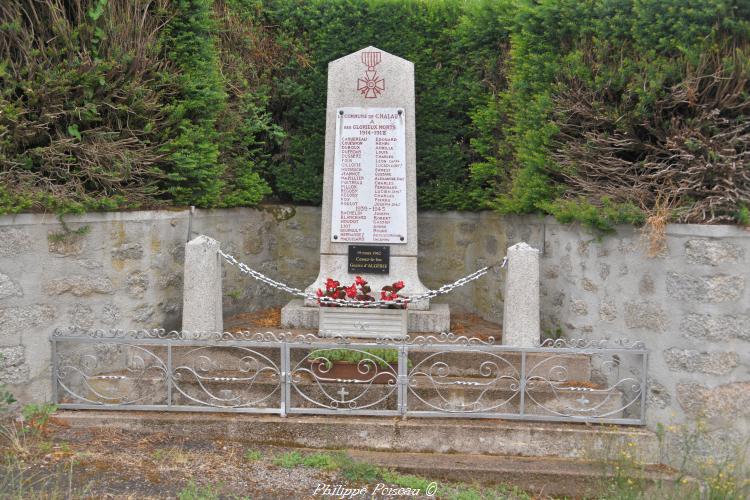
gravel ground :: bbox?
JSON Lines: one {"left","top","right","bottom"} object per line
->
{"left": 0, "top": 420, "right": 447, "bottom": 499}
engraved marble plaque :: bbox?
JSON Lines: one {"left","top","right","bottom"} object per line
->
{"left": 331, "top": 107, "right": 407, "bottom": 244}
{"left": 348, "top": 245, "right": 390, "bottom": 274}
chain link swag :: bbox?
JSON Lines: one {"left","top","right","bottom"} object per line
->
{"left": 218, "top": 249, "right": 505, "bottom": 308}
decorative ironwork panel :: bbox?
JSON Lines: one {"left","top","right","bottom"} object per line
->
{"left": 407, "top": 349, "right": 521, "bottom": 413}
{"left": 56, "top": 342, "right": 168, "bottom": 406}
{"left": 171, "top": 345, "right": 281, "bottom": 409}
{"left": 51, "top": 329, "right": 647, "bottom": 424}
{"left": 287, "top": 344, "right": 400, "bottom": 415}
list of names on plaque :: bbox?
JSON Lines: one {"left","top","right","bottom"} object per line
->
{"left": 331, "top": 107, "right": 407, "bottom": 244}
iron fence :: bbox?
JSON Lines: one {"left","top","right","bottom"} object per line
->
{"left": 50, "top": 329, "right": 647, "bottom": 425}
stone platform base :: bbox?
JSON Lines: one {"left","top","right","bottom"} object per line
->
{"left": 53, "top": 412, "right": 674, "bottom": 498}
{"left": 280, "top": 299, "right": 450, "bottom": 333}
{"left": 55, "top": 411, "right": 659, "bottom": 463}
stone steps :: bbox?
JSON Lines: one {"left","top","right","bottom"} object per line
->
{"left": 52, "top": 411, "right": 660, "bottom": 464}
{"left": 51, "top": 410, "right": 681, "bottom": 497}
{"left": 345, "top": 449, "right": 686, "bottom": 498}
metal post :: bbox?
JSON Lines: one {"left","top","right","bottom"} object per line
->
{"left": 640, "top": 351, "right": 648, "bottom": 424}
{"left": 398, "top": 346, "right": 408, "bottom": 417}
{"left": 519, "top": 350, "right": 526, "bottom": 416}
{"left": 50, "top": 339, "right": 58, "bottom": 404}
{"left": 167, "top": 343, "right": 172, "bottom": 408}
{"left": 280, "top": 342, "right": 290, "bottom": 417}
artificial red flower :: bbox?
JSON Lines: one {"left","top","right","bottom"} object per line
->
{"left": 380, "top": 290, "right": 391, "bottom": 301}
{"left": 325, "top": 278, "right": 340, "bottom": 290}
{"left": 345, "top": 284, "right": 357, "bottom": 298}
{"left": 316, "top": 289, "right": 324, "bottom": 298}
{"left": 355, "top": 276, "right": 366, "bottom": 286}
{"left": 393, "top": 280, "right": 405, "bottom": 291}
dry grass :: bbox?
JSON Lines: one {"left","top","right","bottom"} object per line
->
{"left": 0, "top": 421, "right": 31, "bottom": 457}
{"left": 551, "top": 44, "right": 750, "bottom": 225}
{"left": 226, "top": 308, "right": 282, "bottom": 332}
{"left": 641, "top": 196, "right": 674, "bottom": 258}
{"left": 449, "top": 312, "right": 501, "bottom": 340}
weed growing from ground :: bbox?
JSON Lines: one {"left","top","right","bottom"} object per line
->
{"left": 243, "top": 449, "right": 262, "bottom": 461}
{"left": 177, "top": 480, "right": 221, "bottom": 500}
{"left": 301, "top": 452, "right": 338, "bottom": 470}
{"left": 277, "top": 450, "right": 533, "bottom": 499}
{"left": 21, "top": 403, "right": 57, "bottom": 436}
{"left": 272, "top": 450, "right": 304, "bottom": 468}
{"left": 0, "top": 455, "right": 88, "bottom": 499}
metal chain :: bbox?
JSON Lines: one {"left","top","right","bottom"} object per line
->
{"left": 218, "top": 248, "right": 505, "bottom": 308}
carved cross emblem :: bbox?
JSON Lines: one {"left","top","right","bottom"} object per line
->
{"left": 357, "top": 51, "right": 385, "bottom": 98}
{"left": 337, "top": 387, "right": 349, "bottom": 401}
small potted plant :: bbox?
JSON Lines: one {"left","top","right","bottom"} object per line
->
{"left": 306, "top": 348, "right": 407, "bottom": 384}
{"left": 317, "top": 277, "right": 408, "bottom": 339}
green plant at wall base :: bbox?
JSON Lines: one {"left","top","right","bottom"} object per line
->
{"left": 0, "top": 355, "right": 16, "bottom": 412}
{"left": 0, "top": 388, "right": 14, "bottom": 411}
{"left": 0, "top": 387, "right": 15, "bottom": 411}
{"left": 21, "top": 403, "right": 57, "bottom": 435}
{"left": 737, "top": 205, "right": 750, "bottom": 225}
{"left": 542, "top": 326, "right": 564, "bottom": 342}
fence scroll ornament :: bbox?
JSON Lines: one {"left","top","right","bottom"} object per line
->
{"left": 51, "top": 329, "right": 648, "bottom": 424}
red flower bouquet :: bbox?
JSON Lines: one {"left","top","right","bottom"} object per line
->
{"left": 317, "top": 276, "right": 407, "bottom": 308}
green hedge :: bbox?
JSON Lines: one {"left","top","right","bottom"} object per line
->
{"left": 492, "top": 0, "right": 750, "bottom": 227}
{"left": 259, "top": 0, "right": 509, "bottom": 209}
{"left": 0, "top": 0, "right": 278, "bottom": 214}
{"left": 1, "top": 0, "right": 748, "bottom": 227}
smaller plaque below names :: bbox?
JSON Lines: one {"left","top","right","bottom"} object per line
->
{"left": 348, "top": 245, "right": 390, "bottom": 274}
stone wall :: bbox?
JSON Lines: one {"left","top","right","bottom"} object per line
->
{"left": 0, "top": 211, "right": 189, "bottom": 402}
{"left": 532, "top": 219, "right": 750, "bottom": 464}
{"left": 0, "top": 206, "right": 748, "bottom": 464}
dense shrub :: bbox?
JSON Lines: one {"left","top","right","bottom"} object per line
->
{"left": 1, "top": 0, "right": 748, "bottom": 228}
{"left": 488, "top": 0, "right": 750, "bottom": 227}
{"left": 0, "top": 0, "right": 276, "bottom": 213}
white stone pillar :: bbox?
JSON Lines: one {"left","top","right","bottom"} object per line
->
{"left": 182, "top": 235, "right": 223, "bottom": 335}
{"left": 502, "top": 242, "right": 540, "bottom": 347}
